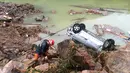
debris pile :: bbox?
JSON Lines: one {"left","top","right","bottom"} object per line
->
{"left": 68, "top": 9, "right": 108, "bottom": 16}
{"left": 0, "top": 39, "right": 130, "bottom": 73}
{"left": 0, "top": 24, "right": 43, "bottom": 67}
{"left": 0, "top": 2, "right": 42, "bottom": 23}
{"left": 97, "top": 43, "right": 130, "bottom": 73}
{"left": 45, "top": 39, "right": 97, "bottom": 73}
{"left": 94, "top": 24, "right": 125, "bottom": 36}
{"left": 70, "top": 5, "right": 128, "bottom": 13}
{"left": 93, "top": 24, "right": 130, "bottom": 42}
{"left": 46, "top": 39, "right": 130, "bottom": 73}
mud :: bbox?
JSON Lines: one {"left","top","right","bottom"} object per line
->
{"left": 98, "top": 44, "right": 130, "bottom": 73}
{"left": 56, "top": 39, "right": 130, "bottom": 73}
{"left": 0, "top": 2, "right": 57, "bottom": 67}
{"left": 0, "top": 23, "right": 43, "bottom": 67}
{"left": 0, "top": 2, "right": 42, "bottom": 23}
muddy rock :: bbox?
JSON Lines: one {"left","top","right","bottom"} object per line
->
{"left": 35, "top": 17, "right": 43, "bottom": 22}
{"left": 82, "top": 69, "right": 108, "bottom": 73}
{"left": 0, "top": 15, "right": 12, "bottom": 22}
{"left": 2, "top": 60, "right": 25, "bottom": 73}
{"left": 0, "top": 24, "right": 43, "bottom": 66}
{"left": 35, "top": 63, "right": 49, "bottom": 72}
{"left": 99, "top": 45, "right": 130, "bottom": 73}
{"left": 48, "top": 48, "right": 57, "bottom": 55}
{"left": 0, "top": 2, "right": 42, "bottom": 23}
{"left": 57, "top": 39, "right": 96, "bottom": 70}
{"left": 74, "top": 48, "right": 96, "bottom": 70}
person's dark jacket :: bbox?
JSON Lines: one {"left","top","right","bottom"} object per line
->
{"left": 35, "top": 39, "right": 49, "bottom": 56}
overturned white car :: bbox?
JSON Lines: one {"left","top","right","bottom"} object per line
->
{"left": 67, "top": 23, "right": 115, "bottom": 51}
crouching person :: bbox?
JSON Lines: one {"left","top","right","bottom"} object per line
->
{"left": 32, "top": 39, "right": 55, "bottom": 61}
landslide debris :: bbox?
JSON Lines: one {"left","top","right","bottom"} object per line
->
{"left": 45, "top": 39, "right": 97, "bottom": 73}
{"left": 98, "top": 43, "right": 130, "bottom": 73}
{"left": 0, "top": 2, "right": 42, "bottom": 23}
{"left": 0, "top": 24, "right": 43, "bottom": 67}
{"left": 46, "top": 39, "right": 130, "bottom": 73}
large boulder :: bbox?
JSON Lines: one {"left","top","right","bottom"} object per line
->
{"left": 1, "top": 60, "right": 26, "bottom": 73}
{"left": 99, "top": 43, "right": 130, "bottom": 73}
{"left": 57, "top": 39, "right": 96, "bottom": 70}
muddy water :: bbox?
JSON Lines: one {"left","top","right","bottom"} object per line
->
{"left": 1, "top": 0, "right": 99, "bottom": 32}
{"left": 1, "top": 0, "right": 129, "bottom": 32}
{"left": 0, "top": 0, "right": 129, "bottom": 45}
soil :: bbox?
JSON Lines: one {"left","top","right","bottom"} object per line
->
{"left": 0, "top": 2, "right": 43, "bottom": 67}
{"left": 0, "top": 2, "right": 42, "bottom": 23}
{"left": 0, "top": 23, "right": 43, "bottom": 67}
{"left": 0, "top": 2, "right": 129, "bottom": 73}
{"left": 56, "top": 39, "right": 130, "bottom": 73}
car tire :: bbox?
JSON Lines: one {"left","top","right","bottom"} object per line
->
{"left": 79, "top": 23, "right": 86, "bottom": 30}
{"left": 73, "top": 23, "right": 81, "bottom": 33}
{"left": 102, "top": 39, "right": 115, "bottom": 51}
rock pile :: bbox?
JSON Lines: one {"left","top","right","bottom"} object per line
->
{"left": 0, "top": 24, "right": 42, "bottom": 67}
{"left": 0, "top": 2, "right": 42, "bottom": 23}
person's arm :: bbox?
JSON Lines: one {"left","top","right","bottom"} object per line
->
{"left": 50, "top": 46, "right": 56, "bottom": 50}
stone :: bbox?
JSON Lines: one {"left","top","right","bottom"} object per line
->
{"left": 2, "top": 60, "right": 24, "bottom": 73}
{"left": 99, "top": 46, "right": 130, "bottom": 73}
{"left": 74, "top": 48, "right": 96, "bottom": 70}
{"left": 82, "top": 70, "right": 107, "bottom": 73}
{"left": 35, "top": 63, "right": 49, "bottom": 72}
{"left": 48, "top": 49, "right": 57, "bottom": 56}
{"left": 35, "top": 17, "right": 42, "bottom": 22}
{"left": 94, "top": 62, "right": 102, "bottom": 70}
{"left": 57, "top": 39, "right": 96, "bottom": 70}
{"left": 14, "top": 49, "right": 19, "bottom": 53}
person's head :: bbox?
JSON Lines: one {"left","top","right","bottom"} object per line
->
{"left": 48, "top": 39, "right": 55, "bottom": 46}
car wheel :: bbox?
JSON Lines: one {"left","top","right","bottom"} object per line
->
{"left": 79, "top": 23, "right": 86, "bottom": 30}
{"left": 102, "top": 39, "right": 115, "bottom": 51}
{"left": 73, "top": 23, "right": 81, "bottom": 33}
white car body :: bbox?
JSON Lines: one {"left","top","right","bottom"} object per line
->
{"left": 67, "top": 23, "right": 115, "bottom": 51}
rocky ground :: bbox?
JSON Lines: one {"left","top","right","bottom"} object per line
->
{"left": 0, "top": 2, "right": 130, "bottom": 73}
{"left": 0, "top": 2, "right": 44, "bottom": 67}
{"left": 0, "top": 2, "right": 42, "bottom": 23}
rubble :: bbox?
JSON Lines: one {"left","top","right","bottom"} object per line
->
{"left": 0, "top": 2, "right": 42, "bottom": 23}
{"left": 68, "top": 9, "right": 108, "bottom": 16}
{"left": 93, "top": 24, "right": 125, "bottom": 36}
{"left": 82, "top": 69, "right": 108, "bottom": 73}
{"left": 35, "top": 63, "right": 49, "bottom": 72}
{"left": 98, "top": 45, "right": 130, "bottom": 73}
{"left": 1, "top": 38, "right": 130, "bottom": 73}
{"left": 0, "top": 24, "right": 44, "bottom": 67}
{"left": 46, "top": 39, "right": 96, "bottom": 73}
{"left": 93, "top": 24, "right": 130, "bottom": 42}
{"left": 0, "top": 2, "right": 129, "bottom": 73}
{"left": 1, "top": 60, "right": 26, "bottom": 73}
{"left": 70, "top": 5, "right": 128, "bottom": 13}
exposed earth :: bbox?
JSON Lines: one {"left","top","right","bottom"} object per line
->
{"left": 0, "top": 1, "right": 130, "bottom": 73}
